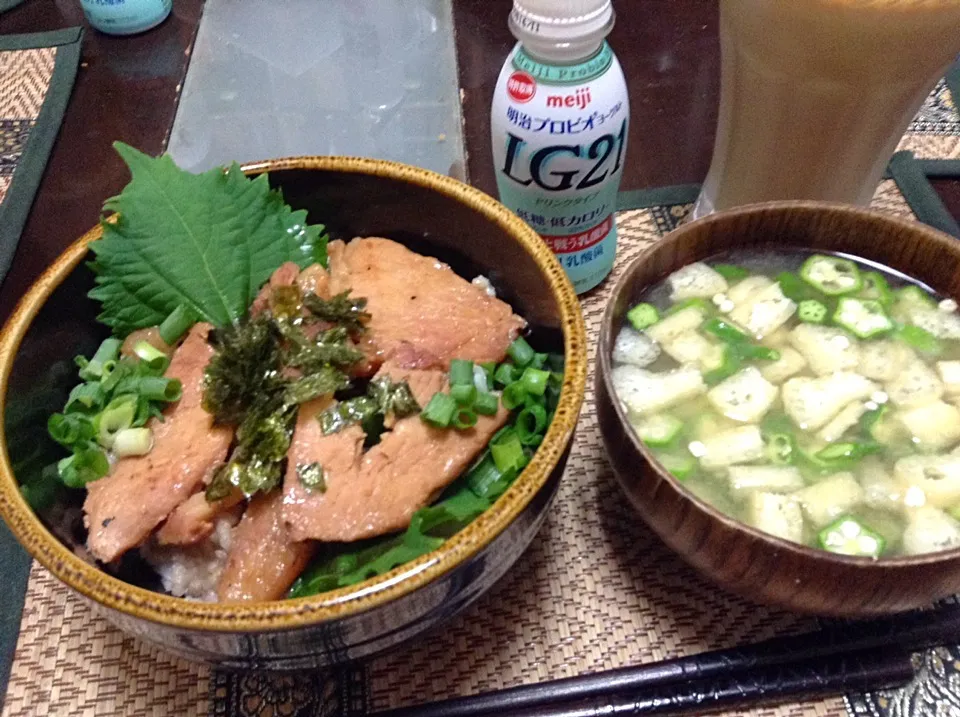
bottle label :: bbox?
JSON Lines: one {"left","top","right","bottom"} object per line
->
{"left": 512, "top": 44, "right": 613, "bottom": 85}
{"left": 492, "top": 42, "right": 630, "bottom": 294}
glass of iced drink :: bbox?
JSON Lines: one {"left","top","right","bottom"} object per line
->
{"left": 692, "top": 0, "right": 960, "bottom": 219}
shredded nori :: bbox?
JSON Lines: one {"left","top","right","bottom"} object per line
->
{"left": 368, "top": 375, "right": 420, "bottom": 418}
{"left": 279, "top": 324, "right": 364, "bottom": 372}
{"left": 318, "top": 396, "right": 380, "bottom": 435}
{"left": 318, "top": 376, "right": 420, "bottom": 436}
{"left": 202, "top": 317, "right": 283, "bottom": 425}
{"left": 206, "top": 394, "right": 298, "bottom": 500}
{"left": 202, "top": 286, "right": 368, "bottom": 501}
{"left": 303, "top": 291, "right": 370, "bottom": 334}
{"left": 284, "top": 366, "right": 351, "bottom": 405}
{"left": 297, "top": 462, "right": 326, "bottom": 492}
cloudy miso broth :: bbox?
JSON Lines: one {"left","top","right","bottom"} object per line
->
{"left": 611, "top": 249, "right": 960, "bottom": 558}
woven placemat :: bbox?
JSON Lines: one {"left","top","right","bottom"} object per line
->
{"left": 4, "top": 76, "right": 960, "bottom": 717}
{"left": 0, "top": 28, "right": 82, "bottom": 286}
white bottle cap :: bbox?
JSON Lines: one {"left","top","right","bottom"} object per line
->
{"left": 509, "top": 0, "right": 615, "bottom": 61}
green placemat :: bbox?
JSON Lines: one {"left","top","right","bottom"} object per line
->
{"left": 0, "top": 1, "right": 27, "bottom": 14}
{"left": 0, "top": 27, "right": 83, "bottom": 286}
{"left": 0, "top": 26, "right": 82, "bottom": 712}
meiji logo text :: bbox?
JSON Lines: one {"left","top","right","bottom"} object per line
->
{"left": 546, "top": 87, "right": 592, "bottom": 110}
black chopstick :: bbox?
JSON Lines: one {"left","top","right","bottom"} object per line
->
{"left": 374, "top": 603, "right": 959, "bottom": 717}
{"left": 505, "top": 649, "right": 914, "bottom": 717}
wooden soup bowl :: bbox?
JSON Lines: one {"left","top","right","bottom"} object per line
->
{"left": 596, "top": 201, "right": 960, "bottom": 616}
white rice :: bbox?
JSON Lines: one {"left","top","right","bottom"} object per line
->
{"left": 472, "top": 275, "right": 496, "bottom": 297}
{"left": 141, "top": 515, "right": 236, "bottom": 602}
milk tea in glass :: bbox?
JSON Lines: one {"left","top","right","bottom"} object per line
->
{"left": 692, "top": 0, "right": 960, "bottom": 218}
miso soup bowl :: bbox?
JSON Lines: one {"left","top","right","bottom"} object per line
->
{"left": 0, "top": 156, "right": 587, "bottom": 667}
{"left": 596, "top": 201, "right": 960, "bottom": 617}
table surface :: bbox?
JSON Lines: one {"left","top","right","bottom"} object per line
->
{"left": 2, "top": 0, "right": 958, "bottom": 324}
{"left": 0, "top": 2, "right": 958, "bottom": 711}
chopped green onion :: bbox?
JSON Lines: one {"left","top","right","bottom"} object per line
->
{"left": 494, "top": 362, "right": 519, "bottom": 387}
{"left": 449, "top": 359, "right": 475, "bottom": 386}
{"left": 520, "top": 367, "right": 550, "bottom": 396}
{"left": 453, "top": 408, "right": 478, "bottom": 430}
{"left": 545, "top": 383, "right": 561, "bottom": 413}
{"left": 47, "top": 413, "right": 95, "bottom": 447}
{"left": 547, "top": 353, "right": 565, "bottom": 372}
{"left": 451, "top": 384, "right": 477, "bottom": 407}
{"left": 502, "top": 382, "right": 527, "bottom": 410}
{"left": 112, "top": 427, "right": 153, "bottom": 457}
{"left": 894, "top": 324, "right": 942, "bottom": 356}
{"left": 466, "top": 451, "right": 511, "bottom": 499}
{"left": 480, "top": 362, "right": 496, "bottom": 386}
{"left": 133, "top": 396, "right": 163, "bottom": 427}
{"left": 797, "top": 299, "right": 828, "bottom": 324}
{"left": 712, "top": 264, "right": 749, "bottom": 281}
{"left": 524, "top": 392, "right": 545, "bottom": 410}
{"left": 507, "top": 337, "right": 536, "bottom": 367}
{"left": 133, "top": 341, "right": 170, "bottom": 373}
{"left": 491, "top": 424, "right": 515, "bottom": 445}
{"left": 515, "top": 404, "right": 548, "bottom": 445}
{"left": 491, "top": 431, "right": 525, "bottom": 473}
{"left": 65, "top": 382, "right": 104, "bottom": 413}
{"left": 159, "top": 304, "right": 197, "bottom": 345}
{"left": 474, "top": 392, "right": 500, "bottom": 416}
{"left": 20, "top": 464, "right": 62, "bottom": 512}
{"left": 531, "top": 352, "right": 549, "bottom": 369}
{"left": 421, "top": 392, "right": 458, "bottom": 428}
{"left": 626, "top": 303, "right": 660, "bottom": 330}
{"left": 80, "top": 338, "right": 122, "bottom": 382}
{"left": 137, "top": 376, "right": 183, "bottom": 402}
{"left": 95, "top": 397, "right": 137, "bottom": 449}
{"left": 58, "top": 448, "right": 110, "bottom": 488}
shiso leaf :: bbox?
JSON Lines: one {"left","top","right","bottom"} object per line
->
{"left": 88, "top": 142, "right": 327, "bottom": 335}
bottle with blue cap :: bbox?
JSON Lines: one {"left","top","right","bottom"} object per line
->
{"left": 491, "top": 0, "right": 630, "bottom": 294}
{"left": 79, "top": 0, "right": 172, "bottom": 36}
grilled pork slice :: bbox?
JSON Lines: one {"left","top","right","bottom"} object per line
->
{"left": 84, "top": 323, "right": 233, "bottom": 563}
{"left": 282, "top": 362, "right": 510, "bottom": 543}
{"left": 250, "top": 261, "right": 332, "bottom": 316}
{"left": 327, "top": 237, "right": 525, "bottom": 370}
{"left": 155, "top": 488, "right": 244, "bottom": 546}
{"left": 216, "top": 491, "right": 315, "bottom": 602}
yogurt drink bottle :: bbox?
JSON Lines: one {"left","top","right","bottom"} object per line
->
{"left": 693, "top": 0, "right": 960, "bottom": 218}
{"left": 491, "top": 0, "right": 630, "bottom": 294}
